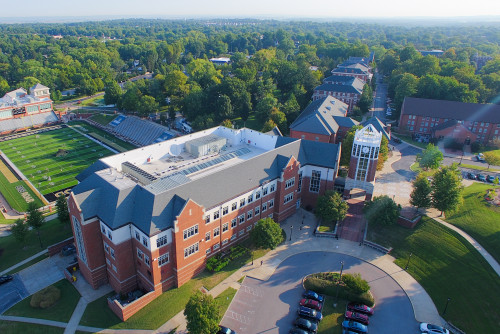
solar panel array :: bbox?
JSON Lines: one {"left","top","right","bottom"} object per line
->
{"left": 175, "top": 147, "right": 251, "bottom": 176}
{"left": 122, "top": 161, "right": 157, "bottom": 183}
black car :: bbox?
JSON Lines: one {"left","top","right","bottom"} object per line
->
{"left": 0, "top": 275, "right": 13, "bottom": 285}
{"left": 297, "top": 306, "right": 323, "bottom": 322}
{"left": 289, "top": 329, "right": 310, "bottom": 334}
{"left": 218, "top": 325, "right": 237, "bottom": 334}
{"left": 393, "top": 137, "right": 402, "bottom": 144}
{"left": 466, "top": 172, "right": 476, "bottom": 180}
{"left": 302, "top": 290, "right": 324, "bottom": 303}
{"left": 294, "top": 317, "right": 318, "bottom": 333}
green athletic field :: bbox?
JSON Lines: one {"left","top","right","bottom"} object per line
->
{"left": 0, "top": 127, "right": 113, "bottom": 196}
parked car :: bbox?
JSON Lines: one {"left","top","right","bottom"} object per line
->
{"left": 486, "top": 175, "right": 495, "bottom": 183}
{"left": 218, "top": 325, "right": 237, "bottom": 334}
{"left": 420, "top": 322, "right": 450, "bottom": 334}
{"left": 0, "top": 275, "right": 13, "bottom": 285}
{"left": 294, "top": 317, "right": 318, "bottom": 333}
{"left": 476, "top": 153, "right": 485, "bottom": 162}
{"left": 392, "top": 137, "right": 402, "bottom": 144}
{"left": 61, "top": 244, "right": 76, "bottom": 256}
{"left": 289, "top": 329, "right": 310, "bottom": 334}
{"left": 299, "top": 298, "right": 322, "bottom": 311}
{"left": 302, "top": 290, "right": 324, "bottom": 303}
{"left": 341, "top": 320, "right": 368, "bottom": 333}
{"left": 298, "top": 306, "right": 323, "bottom": 322}
{"left": 477, "top": 174, "right": 487, "bottom": 182}
{"left": 345, "top": 310, "right": 369, "bottom": 325}
{"left": 347, "top": 303, "right": 374, "bottom": 315}
{"left": 466, "top": 172, "right": 476, "bottom": 180}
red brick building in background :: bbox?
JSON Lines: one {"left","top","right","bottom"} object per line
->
{"left": 399, "top": 97, "right": 500, "bottom": 144}
{"left": 69, "top": 127, "right": 341, "bottom": 296}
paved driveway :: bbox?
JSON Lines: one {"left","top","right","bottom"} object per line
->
{"left": 0, "top": 274, "right": 29, "bottom": 314}
{"left": 220, "top": 252, "right": 418, "bottom": 334}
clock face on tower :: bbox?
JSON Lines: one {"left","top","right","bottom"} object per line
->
{"left": 362, "top": 146, "right": 369, "bottom": 154}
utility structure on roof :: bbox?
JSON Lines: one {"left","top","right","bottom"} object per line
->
{"left": 344, "top": 124, "right": 382, "bottom": 201}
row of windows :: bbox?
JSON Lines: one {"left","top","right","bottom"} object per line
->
{"left": 184, "top": 242, "right": 199, "bottom": 258}
{"left": 103, "top": 242, "right": 115, "bottom": 259}
{"left": 158, "top": 253, "right": 170, "bottom": 266}
{"left": 285, "top": 177, "right": 295, "bottom": 189}
{"left": 157, "top": 235, "right": 168, "bottom": 248}
{"left": 284, "top": 193, "right": 294, "bottom": 204}
{"left": 137, "top": 248, "right": 150, "bottom": 266}
{"left": 183, "top": 225, "right": 199, "bottom": 240}
{"left": 310, "top": 170, "right": 321, "bottom": 193}
{"left": 205, "top": 184, "right": 276, "bottom": 223}
{"left": 134, "top": 231, "right": 149, "bottom": 247}
{"left": 206, "top": 224, "right": 255, "bottom": 255}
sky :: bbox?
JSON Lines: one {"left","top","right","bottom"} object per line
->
{"left": 2, "top": 0, "right": 500, "bottom": 20}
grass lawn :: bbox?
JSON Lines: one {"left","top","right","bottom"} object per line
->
{"left": 318, "top": 221, "right": 335, "bottom": 232}
{"left": 445, "top": 183, "right": 500, "bottom": 263}
{"left": 89, "top": 113, "right": 117, "bottom": 125}
{"left": 80, "top": 96, "right": 104, "bottom": 106}
{"left": 0, "top": 127, "right": 113, "bottom": 195}
{"left": 392, "top": 133, "right": 427, "bottom": 149}
{"left": 459, "top": 162, "right": 500, "bottom": 172}
{"left": 317, "top": 296, "right": 346, "bottom": 334}
{"left": 366, "top": 216, "right": 500, "bottom": 333}
{"left": 80, "top": 240, "right": 271, "bottom": 330}
{"left": 5, "top": 279, "right": 81, "bottom": 322}
{"left": 0, "top": 218, "right": 73, "bottom": 272}
{"left": 215, "top": 287, "right": 237, "bottom": 320}
{"left": 6, "top": 253, "right": 49, "bottom": 275}
{"left": 0, "top": 212, "right": 16, "bottom": 225}
{"left": 232, "top": 115, "right": 263, "bottom": 131}
{"left": 0, "top": 170, "right": 44, "bottom": 212}
{"left": 70, "top": 121, "right": 137, "bottom": 151}
{"left": 0, "top": 321, "right": 65, "bottom": 334}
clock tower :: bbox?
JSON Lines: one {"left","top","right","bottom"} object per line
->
{"left": 344, "top": 124, "right": 382, "bottom": 201}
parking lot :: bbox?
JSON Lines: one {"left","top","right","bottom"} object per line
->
{"left": 0, "top": 274, "right": 29, "bottom": 314}
{"left": 220, "top": 252, "right": 418, "bottom": 334}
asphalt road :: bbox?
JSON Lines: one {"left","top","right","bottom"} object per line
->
{"left": 221, "top": 252, "right": 418, "bottom": 334}
{"left": 0, "top": 274, "right": 29, "bottom": 314}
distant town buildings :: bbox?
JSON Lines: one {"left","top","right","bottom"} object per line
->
{"left": 209, "top": 57, "right": 231, "bottom": 65}
{"left": 417, "top": 49, "right": 444, "bottom": 57}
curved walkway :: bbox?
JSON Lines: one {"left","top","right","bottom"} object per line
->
{"left": 379, "top": 142, "right": 500, "bottom": 277}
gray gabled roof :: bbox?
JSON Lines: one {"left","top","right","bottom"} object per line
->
{"left": 290, "top": 97, "right": 349, "bottom": 136}
{"left": 361, "top": 117, "right": 390, "bottom": 140}
{"left": 73, "top": 138, "right": 339, "bottom": 237}
{"left": 401, "top": 97, "right": 500, "bottom": 124}
{"left": 323, "top": 75, "right": 356, "bottom": 84}
{"left": 331, "top": 67, "right": 368, "bottom": 75}
{"left": 314, "top": 77, "right": 364, "bottom": 95}
{"left": 334, "top": 116, "right": 359, "bottom": 128}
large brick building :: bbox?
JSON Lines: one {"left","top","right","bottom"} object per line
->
{"left": 399, "top": 97, "right": 500, "bottom": 144}
{"left": 312, "top": 77, "right": 365, "bottom": 112}
{"left": 0, "top": 83, "right": 59, "bottom": 135}
{"left": 69, "top": 127, "right": 341, "bottom": 295}
{"left": 289, "top": 96, "right": 359, "bottom": 144}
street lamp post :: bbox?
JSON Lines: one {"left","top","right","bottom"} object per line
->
{"left": 334, "top": 260, "right": 344, "bottom": 307}
{"left": 251, "top": 253, "right": 254, "bottom": 265}
{"left": 459, "top": 151, "right": 464, "bottom": 165}
{"left": 289, "top": 225, "right": 293, "bottom": 241}
{"left": 405, "top": 252, "right": 413, "bottom": 270}
{"left": 442, "top": 297, "right": 451, "bottom": 316}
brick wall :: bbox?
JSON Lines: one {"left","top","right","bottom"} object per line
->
{"left": 47, "top": 237, "right": 74, "bottom": 257}
{"left": 290, "top": 130, "right": 333, "bottom": 143}
{"left": 107, "top": 289, "right": 161, "bottom": 321}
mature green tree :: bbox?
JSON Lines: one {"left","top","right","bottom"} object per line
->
{"left": 340, "top": 125, "right": 363, "bottom": 166}
{"left": 261, "top": 119, "right": 277, "bottom": 133}
{"left": 27, "top": 202, "right": 44, "bottom": 248}
{"left": 137, "top": 95, "right": 159, "bottom": 116}
{"left": 55, "top": 194, "right": 69, "bottom": 224}
{"left": 184, "top": 292, "right": 220, "bottom": 334}
{"left": 0, "top": 76, "right": 9, "bottom": 96}
{"left": 482, "top": 151, "right": 500, "bottom": 169}
{"left": 269, "top": 109, "right": 287, "bottom": 133}
{"left": 364, "top": 195, "right": 401, "bottom": 226}
{"left": 104, "top": 81, "right": 122, "bottom": 105}
{"left": 315, "top": 190, "right": 349, "bottom": 223}
{"left": 214, "top": 94, "right": 233, "bottom": 121}
{"left": 431, "top": 165, "right": 463, "bottom": 216}
{"left": 358, "top": 84, "right": 373, "bottom": 114}
{"left": 410, "top": 174, "right": 432, "bottom": 212}
{"left": 250, "top": 218, "right": 283, "bottom": 250}
{"left": 376, "top": 136, "right": 389, "bottom": 171}
{"left": 220, "top": 119, "right": 233, "bottom": 128}
{"left": 394, "top": 73, "right": 419, "bottom": 114}
{"left": 255, "top": 95, "right": 278, "bottom": 122}
{"left": 417, "top": 144, "right": 443, "bottom": 170}
{"left": 11, "top": 219, "right": 29, "bottom": 245}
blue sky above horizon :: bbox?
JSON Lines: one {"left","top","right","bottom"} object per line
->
{"left": 2, "top": 0, "right": 500, "bottom": 19}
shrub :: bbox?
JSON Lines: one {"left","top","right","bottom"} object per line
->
{"left": 30, "top": 286, "right": 61, "bottom": 309}
{"left": 206, "top": 255, "right": 229, "bottom": 272}
{"left": 342, "top": 273, "right": 370, "bottom": 294}
{"left": 471, "top": 141, "right": 484, "bottom": 153}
